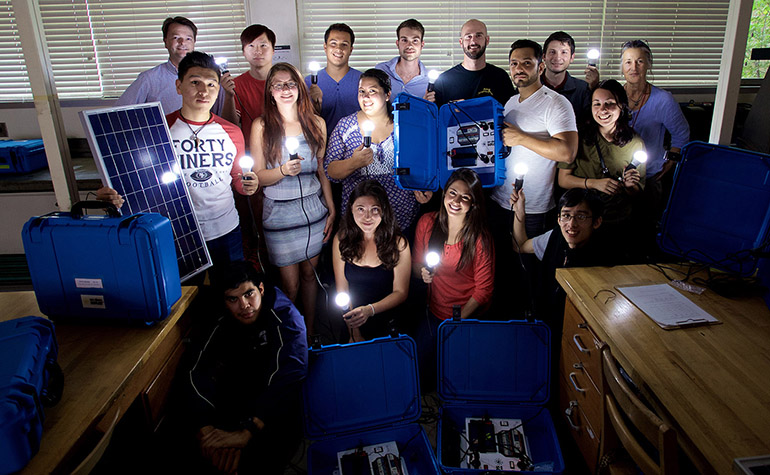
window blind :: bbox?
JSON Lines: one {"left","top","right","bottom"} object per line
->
{"left": 0, "top": 1, "right": 32, "bottom": 101}
{"left": 37, "top": 0, "right": 248, "bottom": 99}
{"left": 296, "top": 0, "right": 730, "bottom": 87}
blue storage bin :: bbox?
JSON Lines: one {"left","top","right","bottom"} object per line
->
{"left": 0, "top": 316, "right": 62, "bottom": 475}
{"left": 302, "top": 335, "right": 440, "bottom": 474}
{"left": 21, "top": 201, "right": 182, "bottom": 323}
{"left": 0, "top": 139, "right": 47, "bottom": 174}
{"left": 393, "top": 94, "right": 507, "bottom": 191}
{"left": 658, "top": 141, "right": 770, "bottom": 276}
{"left": 436, "top": 319, "right": 564, "bottom": 474}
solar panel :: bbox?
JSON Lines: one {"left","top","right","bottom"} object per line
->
{"left": 80, "top": 103, "right": 211, "bottom": 282}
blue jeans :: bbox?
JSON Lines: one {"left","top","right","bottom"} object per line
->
{"left": 188, "top": 226, "right": 245, "bottom": 286}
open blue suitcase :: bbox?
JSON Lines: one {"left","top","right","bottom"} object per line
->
{"left": 302, "top": 335, "right": 440, "bottom": 474}
{"left": 658, "top": 141, "right": 770, "bottom": 277}
{"left": 393, "top": 94, "right": 507, "bottom": 191}
{"left": 436, "top": 319, "right": 564, "bottom": 474}
{"left": 0, "top": 139, "right": 47, "bottom": 174}
{"left": 0, "top": 316, "right": 62, "bottom": 475}
{"left": 21, "top": 201, "right": 182, "bottom": 323}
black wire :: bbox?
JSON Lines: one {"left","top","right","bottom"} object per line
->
{"left": 447, "top": 105, "right": 480, "bottom": 165}
{"left": 510, "top": 203, "right": 537, "bottom": 318}
{"left": 233, "top": 89, "right": 254, "bottom": 124}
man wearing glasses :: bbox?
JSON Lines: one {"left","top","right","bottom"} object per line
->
{"left": 428, "top": 19, "right": 514, "bottom": 106}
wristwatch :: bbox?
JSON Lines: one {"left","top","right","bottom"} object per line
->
{"left": 664, "top": 150, "right": 682, "bottom": 162}
{"left": 240, "top": 416, "right": 260, "bottom": 437}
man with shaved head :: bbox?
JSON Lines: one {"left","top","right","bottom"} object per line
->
{"left": 428, "top": 19, "right": 514, "bottom": 106}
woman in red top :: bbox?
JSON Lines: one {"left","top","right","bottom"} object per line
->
{"left": 413, "top": 168, "right": 495, "bottom": 321}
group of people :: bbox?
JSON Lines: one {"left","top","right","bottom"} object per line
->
{"left": 96, "top": 14, "right": 691, "bottom": 473}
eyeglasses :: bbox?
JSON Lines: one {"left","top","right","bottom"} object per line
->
{"left": 559, "top": 213, "right": 592, "bottom": 223}
{"left": 270, "top": 81, "right": 298, "bottom": 91}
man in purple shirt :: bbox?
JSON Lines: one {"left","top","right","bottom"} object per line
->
{"left": 304, "top": 23, "right": 362, "bottom": 136}
{"left": 116, "top": 16, "right": 236, "bottom": 123}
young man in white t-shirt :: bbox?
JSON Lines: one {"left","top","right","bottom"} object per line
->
{"left": 98, "top": 52, "right": 259, "bottom": 280}
{"left": 488, "top": 39, "right": 578, "bottom": 318}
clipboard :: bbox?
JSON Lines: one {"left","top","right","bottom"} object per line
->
{"left": 616, "top": 283, "right": 721, "bottom": 330}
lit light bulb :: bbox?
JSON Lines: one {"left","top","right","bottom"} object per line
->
{"left": 621, "top": 150, "right": 648, "bottom": 181}
{"left": 215, "top": 57, "right": 229, "bottom": 74}
{"left": 335, "top": 292, "right": 351, "bottom": 312}
{"left": 427, "top": 69, "right": 440, "bottom": 93}
{"left": 286, "top": 137, "right": 300, "bottom": 160}
{"left": 426, "top": 251, "right": 440, "bottom": 273}
{"left": 513, "top": 162, "right": 529, "bottom": 192}
{"left": 309, "top": 61, "right": 321, "bottom": 85}
{"left": 161, "top": 171, "right": 178, "bottom": 184}
{"left": 587, "top": 49, "right": 600, "bottom": 67}
{"left": 239, "top": 155, "right": 254, "bottom": 180}
{"left": 361, "top": 120, "right": 375, "bottom": 148}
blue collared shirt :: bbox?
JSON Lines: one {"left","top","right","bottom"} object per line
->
{"left": 375, "top": 56, "right": 430, "bottom": 97}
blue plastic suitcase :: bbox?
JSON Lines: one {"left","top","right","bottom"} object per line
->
{"left": 21, "top": 201, "right": 182, "bottom": 323}
{"left": 393, "top": 94, "right": 507, "bottom": 191}
{"left": 0, "top": 139, "right": 47, "bottom": 174}
{"left": 302, "top": 335, "right": 441, "bottom": 474}
{"left": 436, "top": 319, "right": 564, "bottom": 474}
{"left": 0, "top": 316, "right": 63, "bottom": 475}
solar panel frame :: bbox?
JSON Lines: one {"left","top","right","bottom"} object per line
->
{"left": 80, "top": 102, "right": 212, "bottom": 282}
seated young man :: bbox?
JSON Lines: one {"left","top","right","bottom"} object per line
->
{"left": 511, "top": 187, "right": 612, "bottom": 325}
{"left": 182, "top": 261, "right": 308, "bottom": 474}
{"left": 98, "top": 52, "right": 258, "bottom": 280}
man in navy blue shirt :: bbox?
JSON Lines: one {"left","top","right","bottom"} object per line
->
{"left": 305, "top": 23, "right": 362, "bottom": 136}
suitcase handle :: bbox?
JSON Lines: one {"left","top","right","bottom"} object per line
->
{"left": 41, "top": 360, "right": 64, "bottom": 406}
{"left": 71, "top": 200, "right": 121, "bottom": 218}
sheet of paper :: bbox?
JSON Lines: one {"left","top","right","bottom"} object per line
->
{"left": 616, "top": 283, "right": 720, "bottom": 329}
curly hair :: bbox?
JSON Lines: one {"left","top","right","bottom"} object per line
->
{"left": 338, "top": 180, "right": 404, "bottom": 270}
{"left": 428, "top": 168, "right": 492, "bottom": 272}
{"left": 261, "top": 63, "right": 325, "bottom": 167}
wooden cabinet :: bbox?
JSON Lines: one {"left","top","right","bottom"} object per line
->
{"left": 559, "top": 298, "right": 603, "bottom": 473}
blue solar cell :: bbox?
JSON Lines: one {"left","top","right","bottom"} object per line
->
{"left": 80, "top": 103, "right": 211, "bottom": 281}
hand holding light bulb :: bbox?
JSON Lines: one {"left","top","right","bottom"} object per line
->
{"left": 238, "top": 155, "right": 258, "bottom": 194}
{"left": 620, "top": 150, "right": 646, "bottom": 188}
{"left": 426, "top": 70, "right": 440, "bottom": 92}
{"left": 513, "top": 162, "right": 529, "bottom": 192}
{"left": 281, "top": 137, "right": 304, "bottom": 177}
{"left": 421, "top": 251, "right": 441, "bottom": 284}
{"left": 587, "top": 49, "right": 600, "bottom": 67}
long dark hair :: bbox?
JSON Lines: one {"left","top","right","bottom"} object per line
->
{"left": 359, "top": 68, "right": 393, "bottom": 121}
{"left": 582, "top": 79, "right": 634, "bottom": 147}
{"left": 261, "top": 63, "right": 325, "bottom": 166}
{"left": 428, "top": 168, "right": 492, "bottom": 271}
{"left": 338, "top": 180, "right": 404, "bottom": 270}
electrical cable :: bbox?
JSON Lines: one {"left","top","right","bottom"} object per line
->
{"left": 510, "top": 203, "right": 537, "bottom": 319}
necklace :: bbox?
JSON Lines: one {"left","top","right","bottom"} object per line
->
{"left": 180, "top": 112, "right": 213, "bottom": 149}
{"left": 626, "top": 83, "right": 649, "bottom": 109}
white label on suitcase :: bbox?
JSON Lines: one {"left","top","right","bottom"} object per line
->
{"left": 81, "top": 294, "right": 106, "bottom": 309}
{"left": 75, "top": 278, "right": 103, "bottom": 289}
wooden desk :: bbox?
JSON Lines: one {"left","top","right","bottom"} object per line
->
{"left": 556, "top": 265, "right": 770, "bottom": 474}
{"left": 0, "top": 286, "right": 198, "bottom": 474}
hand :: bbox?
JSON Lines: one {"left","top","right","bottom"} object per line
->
{"left": 420, "top": 266, "right": 434, "bottom": 284}
{"left": 211, "top": 447, "right": 241, "bottom": 474}
{"left": 509, "top": 187, "right": 525, "bottom": 215}
{"left": 95, "top": 186, "right": 124, "bottom": 208}
{"left": 240, "top": 172, "right": 259, "bottom": 195}
{"left": 622, "top": 168, "right": 641, "bottom": 188}
{"left": 322, "top": 212, "right": 335, "bottom": 243}
{"left": 502, "top": 122, "right": 525, "bottom": 147}
{"left": 200, "top": 427, "right": 252, "bottom": 450}
{"left": 413, "top": 190, "right": 433, "bottom": 204}
{"left": 585, "top": 65, "right": 600, "bottom": 90}
{"left": 309, "top": 84, "right": 323, "bottom": 110}
{"left": 591, "top": 177, "right": 621, "bottom": 195}
{"left": 343, "top": 304, "right": 374, "bottom": 329}
{"left": 221, "top": 72, "right": 235, "bottom": 96}
{"left": 351, "top": 144, "right": 374, "bottom": 169}
{"left": 423, "top": 90, "right": 436, "bottom": 103}
{"left": 282, "top": 157, "right": 304, "bottom": 177}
